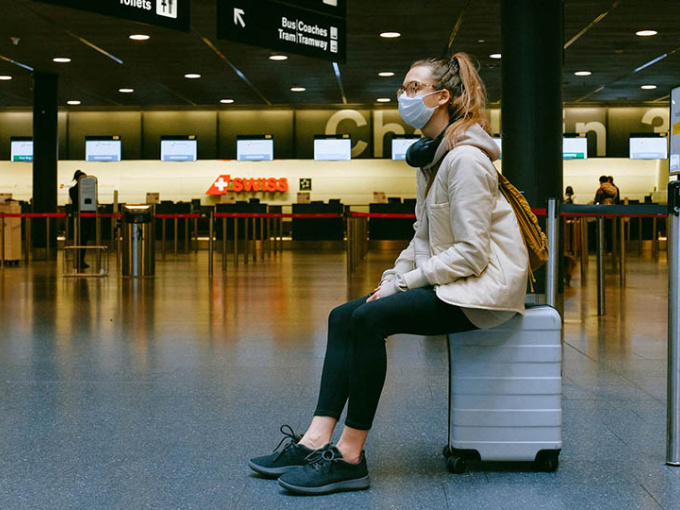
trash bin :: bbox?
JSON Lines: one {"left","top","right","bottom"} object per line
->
{"left": 122, "top": 205, "right": 154, "bottom": 277}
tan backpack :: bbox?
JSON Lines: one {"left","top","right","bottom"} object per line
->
{"left": 496, "top": 171, "right": 549, "bottom": 291}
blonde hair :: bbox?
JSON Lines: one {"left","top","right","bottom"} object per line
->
{"left": 411, "top": 53, "right": 489, "bottom": 149}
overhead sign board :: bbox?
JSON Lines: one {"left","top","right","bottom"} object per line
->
{"left": 34, "top": 0, "right": 190, "bottom": 31}
{"left": 217, "top": 0, "right": 346, "bottom": 63}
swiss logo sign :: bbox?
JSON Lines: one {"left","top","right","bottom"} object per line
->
{"left": 206, "top": 175, "right": 289, "bottom": 195}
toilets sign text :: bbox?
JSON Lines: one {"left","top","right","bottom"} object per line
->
{"left": 34, "top": 0, "right": 190, "bottom": 31}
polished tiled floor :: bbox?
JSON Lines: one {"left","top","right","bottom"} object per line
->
{"left": 0, "top": 247, "right": 678, "bottom": 509}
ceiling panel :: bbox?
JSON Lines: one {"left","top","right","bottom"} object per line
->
{"left": 0, "top": 0, "right": 678, "bottom": 109}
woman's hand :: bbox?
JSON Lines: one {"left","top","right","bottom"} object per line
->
{"left": 366, "top": 285, "right": 382, "bottom": 302}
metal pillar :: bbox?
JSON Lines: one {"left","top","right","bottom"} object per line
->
{"left": 32, "top": 72, "right": 59, "bottom": 260}
{"left": 667, "top": 179, "right": 680, "bottom": 466}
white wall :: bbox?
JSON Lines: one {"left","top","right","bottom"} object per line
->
{"left": 0, "top": 158, "right": 669, "bottom": 207}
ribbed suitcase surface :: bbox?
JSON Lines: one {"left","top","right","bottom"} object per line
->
{"left": 447, "top": 305, "right": 562, "bottom": 466}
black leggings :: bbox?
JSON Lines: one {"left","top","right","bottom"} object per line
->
{"left": 313, "top": 287, "right": 476, "bottom": 430}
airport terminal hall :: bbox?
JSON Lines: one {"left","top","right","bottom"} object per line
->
{"left": 3, "top": 0, "right": 680, "bottom": 508}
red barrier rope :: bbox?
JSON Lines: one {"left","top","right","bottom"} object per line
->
{"left": 80, "top": 213, "right": 122, "bottom": 218}
{"left": 154, "top": 213, "right": 201, "bottom": 219}
{"left": 0, "top": 212, "right": 66, "bottom": 218}
{"left": 215, "top": 213, "right": 342, "bottom": 219}
{"left": 351, "top": 212, "right": 416, "bottom": 219}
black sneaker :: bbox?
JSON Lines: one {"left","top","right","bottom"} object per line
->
{"left": 278, "top": 445, "right": 370, "bottom": 495}
{"left": 248, "top": 425, "right": 315, "bottom": 478}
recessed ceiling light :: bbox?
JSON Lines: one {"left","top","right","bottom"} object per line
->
{"left": 574, "top": 71, "right": 592, "bottom": 76}
{"left": 269, "top": 54, "right": 288, "bottom": 61}
{"left": 378, "top": 71, "right": 395, "bottom": 77}
{"left": 129, "top": 34, "right": 150, "bottom": 41}
{"left": 376, "top": 98, "right": 391, "bottom": 103}
{"left": 0, "top": 75, "right": 12, "bottom": 81}
{"left": 53, "top": 57, "right": 71, "bottom": 63}
{"left": 380, "top": 32, "right": 401, "bottom": 39}
{"left": 67, "top": 100, "right": 81, "bottom": 105}
{"left": 641, "top": 84, "right": 657, "bottom": 90}
{"left": 490, "top": 53, "right": 502, "bottom": 59}
{"left": 119, "top": 88, "right": 134, "bottom": 93}
{"left": 291, "top": 86, "right": 306, "bottom": 92}
{"left": 220, "top": 99, "right": 234, "bottom": 104}
{"left": 636, "top": 30, "right": 658, "bottom": 37}
{"left": 478, "top": 39, "right": 486, "bottom": 43}
{"left": 185, "top": 73, "right": 201, "bottom": 79}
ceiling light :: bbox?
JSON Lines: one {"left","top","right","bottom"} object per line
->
{"left": 119, "top": 88, "right": 134, "bottom": 93}
{"left": 378, "top": 71, "right": 395, "bottom": 77}
{"left": 490, "top": 53, "right": 502, "bottom": 59}
{"left": 641, "top": 85, "right": 657, "bottom": 90}
{"left": 376, "top": 98, "right": 391, "bottom": 103}
{"left": 636, "top": 30, "right": 658, "bottom": 37}
{"left": 478, "top": 39, "right": 486, "bottom": 43}
{"left": 220, "top": 99, "right": 234, "bottom": 104}
{"left": 184, "top": 73, "right": 201, "bottom": 79}
{"left": 53, "top": 57, "right": 71, "bottom": 63}
{"left": 0, "top": 75, "right": 12, "bottom": 81}
{"left": 380, "top": 32, "right": 401, "bottom": 38}
{"left": 67, "top": 100, "right": 81, "bottom": 105}
{"left": 269, "top": 54, "right": 288, "bottom": 61}
{"left": 290, "top": 86, "right": 306, "bottom": 92}
{"left": 574, "top": 71, "right": 592, "bottom": 76}
{"left": 129, "top": 34, "right": 150, "bottom": 41}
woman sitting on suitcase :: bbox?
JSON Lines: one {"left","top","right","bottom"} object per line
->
{"left": 249, "top": 53, "right": 529, "bottom": 495}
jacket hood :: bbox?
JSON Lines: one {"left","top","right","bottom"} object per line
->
{"left": 425, "top": 123, "right": 500, "bottom": 170}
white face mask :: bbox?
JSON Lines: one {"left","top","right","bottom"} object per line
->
{"left": 398, "top": 90, "right": 441, "bottom": 129}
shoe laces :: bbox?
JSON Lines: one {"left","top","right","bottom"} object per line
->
{"left": 272, "top": 424, "right": 302, "bottom": 461}
{"left": 305, "top": 445, "right": 340, "bottom": 471}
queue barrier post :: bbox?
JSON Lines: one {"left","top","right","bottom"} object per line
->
{"left": 209, "top": 211, "right": 214, "bottom": 278}
{"left": 173, "top": 217, "right": 178, "bottom": 257}
{"left": 579, "top": 217, "right": 588, "bottom": 285}
{"left": 597, "top": 215, "right": 606, "bottom": 316}
{"left": 619, "top": 216, "right": 626, "bottom": 286}
{"left": 24, "top": 217, "right": 31, "bottom": 264}
{"left": 1, "top": 215, "right": 5, "bottom": 269}
{"left": 667, "top": 179, "right": 680, "bottom": 466}
{"left": 545, "top": 198, "right": 559, "bottom": 308}
{"left": 161, "top": 217, "right": 167, "bottom": 261}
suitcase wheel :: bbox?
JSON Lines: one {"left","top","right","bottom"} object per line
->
{"left": 442, "top": 445, "right": 452, "bottom": 459}
{"left": 535, "top": 450, "right": 560, "bottom": 472}
{"left": 446, "top": 455, "right": 466, "bottom": 474}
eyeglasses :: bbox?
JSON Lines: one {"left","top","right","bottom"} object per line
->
{"left": 396, "top": 81, "right": 436, "bottom": 99}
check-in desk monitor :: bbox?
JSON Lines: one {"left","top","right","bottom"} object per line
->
{"left": 314, "top": 135, "right": 351, "bottom": 161}
{"left": 629, "top": 133, "right": 668, "bottom": 160}
{"left": 10, "top": 137, "right": 33, "bottom": 162}
{"left": 671, "top": 85, "right": 680, "bottom": 174}
{"left": 391, "top": 135, "right": 421, "bottom": 161}
{"left": 161, "top": 136, "right": 197, "bottom": 162}
{"left": 563, "top": 135, "right": 588, "bottom": 159}
{"left": 86, "top": 136, "right": 122, "bottom": 162}
{"left": 237, "top": 135, "right": 274, "bottom": 161}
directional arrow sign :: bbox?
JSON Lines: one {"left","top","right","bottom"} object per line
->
{"left": 218, "top": 0, "right": 346, "bottom": 63}
{"left": 234, "top": 8, "right": 246, "bottom": 27}
{"left": 34, "top": 0, "right": 190, "bottom": 31}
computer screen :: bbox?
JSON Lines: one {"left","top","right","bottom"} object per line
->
{"left": 86, "top": 136, "right": 122, "bottom": 162}
{"left": 671, "top": 85, "right": 680, "bottom": 174}
{"left": 629, "top": 134, "right": 668, "bottom": 160}
{"left": 10, "top": 137, "right": 33, "bottom": 162}
{"left": 237, "top": 136, "right": 274, "bottom": 161}
{"left": 314, "top": 135, "right": 351, "bottom": 161}
{"left": 391, "top": 136, "right": 421, "bottom": 161}
{"left": 160, "top": 136, "right": 197, "bottom": 162}
{"left": 563, "top": 136, "right": 588, "bottom": 159}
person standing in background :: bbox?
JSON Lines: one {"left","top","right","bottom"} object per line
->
{"left": 69, "top": 170, "right": 92, "bottom": 269}
{"left": 607, "top": 176, "right": 620, "bottom": 204}
{"left": 564, "top": 186, "right": 575, "bottom": 204}
{"left": 594, "top": 175, "right": 617, "bottom": 205}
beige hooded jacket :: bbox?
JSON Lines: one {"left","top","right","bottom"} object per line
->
{"left": 382, "top": 124, "right": 529, "bottom": 329}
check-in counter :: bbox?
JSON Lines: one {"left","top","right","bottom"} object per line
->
{"left": 368, "top": 199, "right": 416, "bottom": 240}
{"left": 292, "top": 201, "right": 344, "bottom": 241}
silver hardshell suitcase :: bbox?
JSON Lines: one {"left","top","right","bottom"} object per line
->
{"left": 444, "top": 305, "right": 562, "bottom": 473}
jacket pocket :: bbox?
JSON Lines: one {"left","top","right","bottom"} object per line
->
{"left": 427, "top": 201, "right": 454, "bottom": 250}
